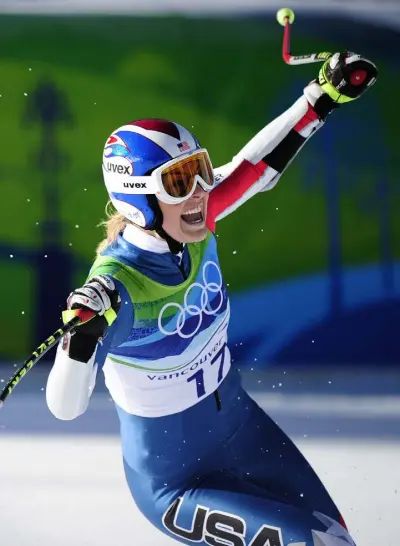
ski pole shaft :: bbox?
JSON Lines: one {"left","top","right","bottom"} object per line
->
{"left": 0, "top": 309, "right": 95, "bottom": 407}
{"left": 277, "top": 8, "right": 332, "bottom": 65}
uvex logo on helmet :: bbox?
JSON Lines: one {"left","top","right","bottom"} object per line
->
{"left": 104, "top": 155, "right": 134, "bottom": 176}
{"left": 105, "top": 162, "right": 133, "bottom": 175}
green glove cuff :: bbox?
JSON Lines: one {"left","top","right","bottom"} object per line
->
{"left": 318, "top": 61, "right": 354, "bottom": 104}
{"left": 104, "top": 308, "right": 117, "bottom": 325}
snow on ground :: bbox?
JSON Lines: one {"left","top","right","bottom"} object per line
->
{"left": 1, "top": 435, "right": 399, "bottom": 546}
{"left": 0, "top": 367, "right": 399, "bottom": 545}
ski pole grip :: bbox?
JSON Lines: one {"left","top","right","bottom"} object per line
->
{"left": 62, "top": 308, "right": 97, "bottom": 325}
{"left": 62, "top": 308, "right": 116, "bottom": 326}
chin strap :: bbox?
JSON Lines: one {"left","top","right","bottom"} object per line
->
{"left": 156, "top": 226, "right": 184, "bottom": 255}
{"left": 147, "top": 195, "right": 184, "bottom": 255}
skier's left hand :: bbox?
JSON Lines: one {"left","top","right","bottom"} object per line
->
{"left": 318, "top": 52, "right": 378, "bottom": 103}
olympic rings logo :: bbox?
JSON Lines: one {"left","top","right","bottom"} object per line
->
{"left": 158, "top": 261, "right": 225, "bottom": 339}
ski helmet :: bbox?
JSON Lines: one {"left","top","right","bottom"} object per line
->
{"left": 102, "top": 118, "right": 207, "bottom": 231}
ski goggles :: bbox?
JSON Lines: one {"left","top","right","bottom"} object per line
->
{"left": 103, "top": 148, "right": 215, "bottom": 205}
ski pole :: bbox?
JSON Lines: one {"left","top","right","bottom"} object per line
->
{"left": 276, "top": 8, "right": 332, "bottom": 65}
{"left": 0, "top": 309, "right": 95, "bottom": 408}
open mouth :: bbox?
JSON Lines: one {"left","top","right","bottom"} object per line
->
{"left": 181, "top": 203, "right": 204, "bottom": 225}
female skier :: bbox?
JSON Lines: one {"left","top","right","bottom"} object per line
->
{"left": 47, "top": 52, "right": 377, "bottom": 546}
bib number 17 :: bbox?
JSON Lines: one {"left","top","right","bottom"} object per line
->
{"left": 186, "top": 342, "right": 227, "bottom": 399}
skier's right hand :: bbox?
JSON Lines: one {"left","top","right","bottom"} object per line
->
{"left": 64, "top": 275, "right": 121, "bottom": 340}
{"left": 318, "top": 51, "right": 378, "bottom": 104}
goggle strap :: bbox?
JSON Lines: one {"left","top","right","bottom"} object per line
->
{"left": 104, "top": 171, "right": 159, "bottom": 195}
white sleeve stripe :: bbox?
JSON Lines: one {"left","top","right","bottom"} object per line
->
{"left": 235, "top": 96, "right": 309, "bottom": 165}
{"left": 298, "top": 119, "right": 323, "bottom": 138}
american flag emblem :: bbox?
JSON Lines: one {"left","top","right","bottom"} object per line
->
{"left": 178, "top": 141, "right": 191, "bottom": 152}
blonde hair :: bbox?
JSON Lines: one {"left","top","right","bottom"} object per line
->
{"left": 96, "top": 201, "right": 162, "bottom": 255}
{"left": 96, "top": 201, "right": 129, "bottom": 255}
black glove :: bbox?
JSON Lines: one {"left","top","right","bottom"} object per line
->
{"left": 61, "top": 275, "right": 121, "bottom": 362}
{"left": 318, "top": 51, "right": 378, "bottom": 103}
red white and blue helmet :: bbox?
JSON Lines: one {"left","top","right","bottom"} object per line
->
{"left": 102, "top": 119, "right": 205, "bottom": 230}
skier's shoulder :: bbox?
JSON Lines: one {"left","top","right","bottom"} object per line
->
{"left": 85, "top": 238, "right": 137, "bottom": 299}
{"left": 88, "top": 246, "right": 126, "bottom": 281}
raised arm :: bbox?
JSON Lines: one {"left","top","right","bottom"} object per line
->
{"left": 206, "top": 52, "right": 378, "bottom": 231}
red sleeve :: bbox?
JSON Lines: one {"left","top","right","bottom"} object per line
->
{"left": 205, "top": 91, "right": 326, "bottom": 231}
{"left": 206, "top": 160, "right": 268, "bottom": 232}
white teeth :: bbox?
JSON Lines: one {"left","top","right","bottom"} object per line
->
{"left": 183, "top": 203, "right": 203, "bottom": 215}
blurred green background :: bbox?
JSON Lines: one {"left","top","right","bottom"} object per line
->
{"left": 0, "top": 15, "right": 399, "bottom": 361}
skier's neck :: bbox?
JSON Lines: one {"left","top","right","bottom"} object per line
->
{"left": 123, "top": 223, "right": 173, "bottom": 254}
